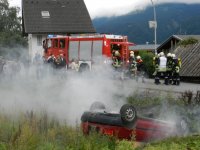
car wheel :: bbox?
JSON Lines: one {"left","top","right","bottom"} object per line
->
{"left": 120, "top": 104, "right": 137, "bottom": 127}
{"left": 90, "top": 101, "right": 106, "bottom": 111}
{"left": 79, "top": 63, "right": 90, "bottom": 72}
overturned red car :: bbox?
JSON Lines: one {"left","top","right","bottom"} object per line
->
{"left": 81, "top": 102, "right": 188, "bottom": 142}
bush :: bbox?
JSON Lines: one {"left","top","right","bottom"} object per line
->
{"left": 138, "top": 51, "right": 154, "bottom": 78}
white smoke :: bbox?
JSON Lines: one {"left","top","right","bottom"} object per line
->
{"left": 0, "top": 54, "right": 139, "bottom": 126}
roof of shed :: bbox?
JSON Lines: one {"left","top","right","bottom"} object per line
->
{"left": 157, "top": 35, "right": 200, "bottom": 51}
{"left": 129, "top": 44, "right": 159, "bottom": 51}
{"left": 173, "top": 43, "right": 200, "bottom": 77}
{"left": 22, "top": 0, "right": 96, "bottom": 34}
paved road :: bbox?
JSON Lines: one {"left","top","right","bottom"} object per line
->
{"left": 137, "top": 79, "right": 200, "bottom": 93}
{"left": 121, "top": 78, "right": 200, "bottom": 98}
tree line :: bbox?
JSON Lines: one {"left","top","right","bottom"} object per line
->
{"left": 0, "top": 0, "right": 27, "bottom": 58}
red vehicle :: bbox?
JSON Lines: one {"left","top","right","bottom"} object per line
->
{"left": 81, "top": 102, "right": 188, "bottom": 142}
{"left": 43, "top": 34, "right": 134, "bottom": 71}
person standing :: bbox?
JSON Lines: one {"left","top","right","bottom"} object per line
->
{"left": 153, "top": 53, "right": 160, "bottom": 82}
{"left": 172, "top": 54, "right": 181, "bottom": 85}
{"left": 112, "top": 51, "right": 122, "bottom": 70}
{"left": 136, "top": 55, "right": 145, "bottom": 83}
{"left": 155, "top": 52, "right": 167, "bottom": 84}
{"left": 166, "top": 53, "right": 173, "bottom": 85}
{"left": 129, "top": 53, "right": 137, "bottom": 79}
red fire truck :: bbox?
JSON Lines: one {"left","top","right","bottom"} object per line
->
{"left": 43, "top": 34, "right": 134, "bottom": 71}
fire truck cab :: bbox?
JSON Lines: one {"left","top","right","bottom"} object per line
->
{"left": 43, "top": 34, "right": 134, "bottom": 71}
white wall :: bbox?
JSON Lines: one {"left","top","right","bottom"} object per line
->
{"left": 28, "top": 34, "right": 47, "bottom": 63}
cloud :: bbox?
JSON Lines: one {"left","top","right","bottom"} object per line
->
{"left": 84, "top": 0, "right": 200, "bottom": 19}
{"left": 8, "top": 0, "right": 200, "bottom": 19}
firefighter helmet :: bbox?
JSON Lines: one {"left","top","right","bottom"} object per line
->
{"left": 160, "top": 52, "right": 164, "bottom": 57}
{"left": 167, "top": 53, "right": 172, "bottom": 57}
{"left": 130, "top": 51, "right": 134, "bottom": 54}
{"left": 136, "top": 55, "right": 141, "bottom": 60}
{"left": 171, "top": 54, "right": 176, "bottom": 58}
{"left": 115, "top": 51, "right": 120, "bottom": 56}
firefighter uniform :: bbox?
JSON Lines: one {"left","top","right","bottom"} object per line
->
{"left": 129, "top": 53, "right": 137, "bottom": 79}
{"left": 166, "top": 53, "right": 173, "bottom": 85}
{"left": 136, "top": 55, "right": 145, "bottom": 83}
{"left": 55, "top": 54, "right": 66, "bottom": 69}
{"left": 172, "top": 54, "right": 181, "bottom": 85}
{"left": 112, "top": 51, "right": 122, "bottom": 70}
{"left": 155, "top": 52, "right": 167, "bottom": 84}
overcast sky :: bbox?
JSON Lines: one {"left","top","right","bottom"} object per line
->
{"left": 8, "top": 0, "right": 200, "bottom": 19}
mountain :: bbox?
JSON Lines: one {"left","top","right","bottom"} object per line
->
{"left": 92, "top": 3, "right": 200, "bottom": 44}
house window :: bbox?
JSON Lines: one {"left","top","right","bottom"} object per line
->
{"left": 41, "top": 11, "right": 50, "bottom": 18}
{"left": 37, "top": 35, "right": 42, "bottom": 46}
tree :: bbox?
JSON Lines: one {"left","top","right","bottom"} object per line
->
{"left": 0, "top": 0, "right": 27, "bottom": 57}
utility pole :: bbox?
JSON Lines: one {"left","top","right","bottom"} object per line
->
{"left": 150, "top": 0, "right": 157, "bottom": 55}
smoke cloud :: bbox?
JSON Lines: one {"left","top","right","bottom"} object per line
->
{"left": 0, "top": 52, "right": 138, "bottom": 126}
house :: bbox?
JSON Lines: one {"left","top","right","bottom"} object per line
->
{"left": 22, "top": 0, "right": 95, "bottom": 62}
{"left": 157, "top": 35, "right": 200, "bottom": 80}
{"left": 157, "top": 35, "right": 200, "bottom": 53}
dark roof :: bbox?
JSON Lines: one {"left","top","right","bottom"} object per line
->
{"left": 172, "top": 43, "right": 200, "bottom": 77}
{"left": 157, "top": 35, "right": 200, "bottom": 52}
{"left": 174, "top": 35, "right": 200, "bottom": 41}
{"left": 129, "top": 44, "right": 159, "bottom": 51}
{"left": 22, "top": 0, "right": 96, "bottom": 34}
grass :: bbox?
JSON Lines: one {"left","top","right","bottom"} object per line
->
{"left": 0, "top": 111, "right": 136, "bottom": 150}
{"left": 139, "top": 135, "right": 200, "bottom": 150}
{"left": 1, "top": 111, "right": 200, "bottom": 150}
{"left": 1, "top": 91, "right": 200, "bottom": 149}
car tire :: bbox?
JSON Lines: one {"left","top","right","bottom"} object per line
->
{"left": 120, "top": 104, "right": 137, "bottom": 128}
{"left": 79, "top": 63, "right": 90, "bottom": 73}
{"left": 90, "top": 101, "right": 106, "bottom": 111}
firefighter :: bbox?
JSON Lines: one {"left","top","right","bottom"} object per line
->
{"left": 166, "top": 53, "right": 173, "bottom": 85}
{"left": 172, "top": 54, "right": 181, "bottom": 85}
{"left": 136, "top": 55, "right": 145, "bottom": 83}
{"left": 112, "top": 51, "right": 122, "bottom": 70}
{"left": 47, "top": 54, "right": 56, "bottom": 74}
{"left": 129, "top": 51, "right": 135, "bottom": 62}
{"left": 154, "top": 52, "right": 167, "bottom": 84}
{"left": 47, "top": 54, "right": 56, "bottom": 64}
{"left": 128, "top": 53, "right": 137, "bottom": 79}
{"left": 55, "top": 54, "right": 67, "bottom": 78}
{"left": 55, "top": 54, "right": 66, "bottom": 69}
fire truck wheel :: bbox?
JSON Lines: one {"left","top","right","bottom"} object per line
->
{"left": 79, "top": 63, "right": 90, "bottom": 72}
{"left": 90, "top": 101, "right": 106, "bottom": 111}
{"left": 120, "top": 104, "right": 137, "bottom": 126}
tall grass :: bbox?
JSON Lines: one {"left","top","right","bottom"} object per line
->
{"left": 0, "top": 111, "right": 135, "bottom": 150}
